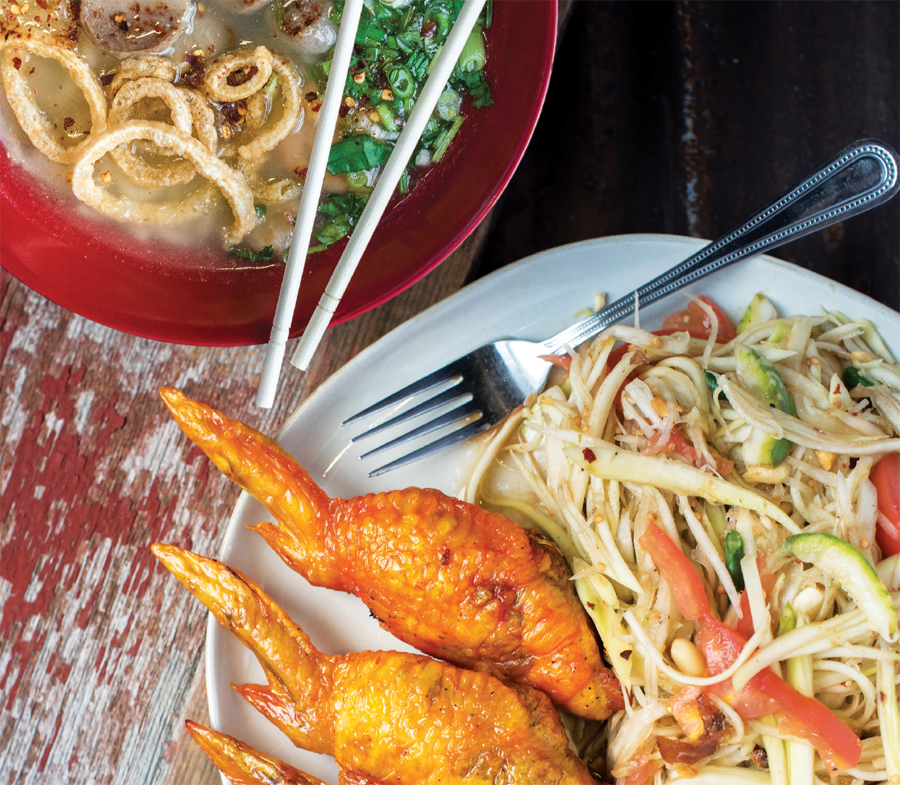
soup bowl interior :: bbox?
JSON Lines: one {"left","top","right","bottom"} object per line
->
{"left": 0, "top": 0, "right": 557, "bottom": 346}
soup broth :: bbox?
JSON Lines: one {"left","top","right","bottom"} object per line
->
{"left": 0, "top": 0, "right": 493, "bottom": 262}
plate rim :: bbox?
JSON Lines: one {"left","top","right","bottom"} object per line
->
{"left": 205, "top": 231, "right": 900, "bottom": 781}
{"left": 278, "top": 231, "right": 900, "bottom": 442}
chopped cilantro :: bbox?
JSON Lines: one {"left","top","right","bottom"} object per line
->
{"left": 228, "top": 245, "right": 275, "bottom": 262}
{"left": 304, "top": 0, "right": 494, "bottom": 252}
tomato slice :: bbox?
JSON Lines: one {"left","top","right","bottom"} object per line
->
{"left": 643, "top": 428, "right": 735, "bottom": 475}
{"left": 607, "top": 295, "right": 737, "bottom": 371}
{"left": 661, "top": 295, "right": 737, "bottom": 342}
{"left": 639, "top": 523, "right": 862, "bottom": 774}
{"left": 617, "top": 751, "right": 661, "bottom": 785}
{"left": 644, "top": 428, "right": 698, "bottom": 462}
{"left": 538, "top": 354, "right": 572, "bottom": 372}
{"left": 871, "top": 453, "right": 900, "bottom": 557}
{"left": 640, "top": 522, "right": 712, "bottom": 622}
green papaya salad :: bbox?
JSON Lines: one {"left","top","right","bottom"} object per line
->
{"left": 462, "top": 292, "right": 900, "bottom": 785}
{"left": 305, "top": 0, "right": 494, "bottom": 252}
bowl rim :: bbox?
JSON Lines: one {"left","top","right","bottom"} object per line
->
{"left": 0, "top": 0, "right": 559, "bottom": 346}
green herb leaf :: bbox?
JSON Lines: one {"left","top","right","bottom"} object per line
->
{"left": 842, "top": 366, "right": 875, "bottom": 389}
{"left": 228, "top": 245, "right": 274, "bottom": 262}
{"left": 725, "top": 530, "right": 746, "bottom": 592}
{"left": 327, "top": 136, "right": 393, "bottom": 174}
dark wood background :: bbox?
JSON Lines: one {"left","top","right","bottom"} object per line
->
{"left": 481, "top": 0, "right": 899, "bottom": 309}
{"left": 1, "top": 2, "right": 897, "bottom": 784}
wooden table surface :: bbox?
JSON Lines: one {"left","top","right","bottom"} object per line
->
{"left": 1, "top": 2, "right": 897, "bottom": 783}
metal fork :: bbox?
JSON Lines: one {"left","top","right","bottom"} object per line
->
{"left": 345, "top": 139, "right": 900, "bottom": 476}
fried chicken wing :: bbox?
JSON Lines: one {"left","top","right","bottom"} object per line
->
{"left": 159, "top": 387, "right": 623, "bottom": 720}
{"left": 155, "top": 544, "right": 596, "bottom": 785}
{"left": 186, "top": 721, "right": 328, "bottom": 785}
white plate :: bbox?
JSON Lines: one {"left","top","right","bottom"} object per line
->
{"left": 207, "top": 233, "right": 900, "bottom": 783}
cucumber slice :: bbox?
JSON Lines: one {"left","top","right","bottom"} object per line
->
{"left": 783, "top": 532, "right": 897, "bottom": 640}
{"left": 737, "top": 292, "right": 779, "bottom": 333}
{"left": 735, "top": 346, "right": 797, "bottom": 468}
{"left": 735, "top": 346, "right": 796, "bottom": 414}
{"left": 743, "top": 427, "right": 793, "bottom": 468}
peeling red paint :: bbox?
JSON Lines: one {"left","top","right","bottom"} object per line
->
{"left": 0, "top": 279, "right": 272, "bottom": 780}
{"left": 37, "top": 710, "right": 63, "bottom": 771}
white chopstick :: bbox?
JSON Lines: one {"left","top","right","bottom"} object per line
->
{"left": 256, "top": 0, "right": 364, "bottom": 408}
{"left": 290, "top": 0, "right": 488, "bottom": 372}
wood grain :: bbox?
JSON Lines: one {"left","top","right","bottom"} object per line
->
{"left": 0, "top": 218, "right": 490, "bottom": 785}
{"left": 1, "top": 2, "right": 897, "bottom": 784}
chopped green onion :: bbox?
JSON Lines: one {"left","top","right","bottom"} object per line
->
{"left": 436, "top": 88, "right": 461, "bottom": 120}
{"left": 345, "top": 171, "right": 370, "bottom": 191}
{"left": 388, "top": 64, "right": 416, "bottom": 97}
{"left": 374, "top": 100, "right": 398, "bottom": 129}
{"left": 254, "top": 204, "right": 267, "bottom": 219}
{"left": 432, "top": 115, "right": 464, "bottom": 162}
{"left": 314, "top": 0, "right": 493, "bottom": 247}
{"left": 261, "top": 74, "right": 278, "bottom": 98}
{"left": 457, "top": 25, "right": 485, "bottom": 72}
{"left": 424, "top": 1, "right": 451, "bottom": 36}
{"left": 356, "top": 17, "right": 388, "bottom": 43}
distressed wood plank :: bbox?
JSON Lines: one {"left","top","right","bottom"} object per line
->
{"left": 0, "top": 219, "right": 491, "bottom": 785}
{"left": 476, "top": 1, "right": 900, "bottom": 312}
{"left": 1, "top": 3, "right": 897, "bottom": 784}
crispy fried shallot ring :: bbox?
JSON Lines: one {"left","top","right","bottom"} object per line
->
{"left": 0, "top": 35, "right": 107, "bottom": 164}
{"left": 109, "top": 77, "right": 197, "bottom": 186}
{"left": 72, "top": 120, "right": 257, "bottom": 245}
{"left": 237, "top": 52, "right": 303, "bottom": 162}
{"left": 242, "top": 90, "right": 268, "bottom": 132}
{"left": 108, "top": 79, "right": 220, "bottom": 187}
{"left": 181, "top": 89, "right": 218, "bottom": 151}
{"left": 107, "top": 55, "right": 177, "bottom": 97}
{"left": 204, "top": 45, "right": 273, "bottom": 102}
{"left": 239, "top": 163, "right": 303, "bottom": 204}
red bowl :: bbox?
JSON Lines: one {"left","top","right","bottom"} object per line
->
{"left": 0, "top": 1, "right": 557, "bottom": 346}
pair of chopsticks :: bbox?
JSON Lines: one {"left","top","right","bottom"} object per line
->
{"left": 257, "top": 0, "right": 488, "bottom": 408}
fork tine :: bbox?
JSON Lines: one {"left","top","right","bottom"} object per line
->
{"left": 342, "top": 362, "right": 463, "bottom": 425}
{"left": 359, "top": 399, "right": 481, "bottom": 460}
{"left": 350, "top": 385, "right": 471, "bottom": 443}
{"left": 367, "top": 418, "right": 495, "bottom": 478}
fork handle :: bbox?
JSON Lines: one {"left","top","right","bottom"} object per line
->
{"left": 543, "top": 138, "right": 900, "bottom": 354}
